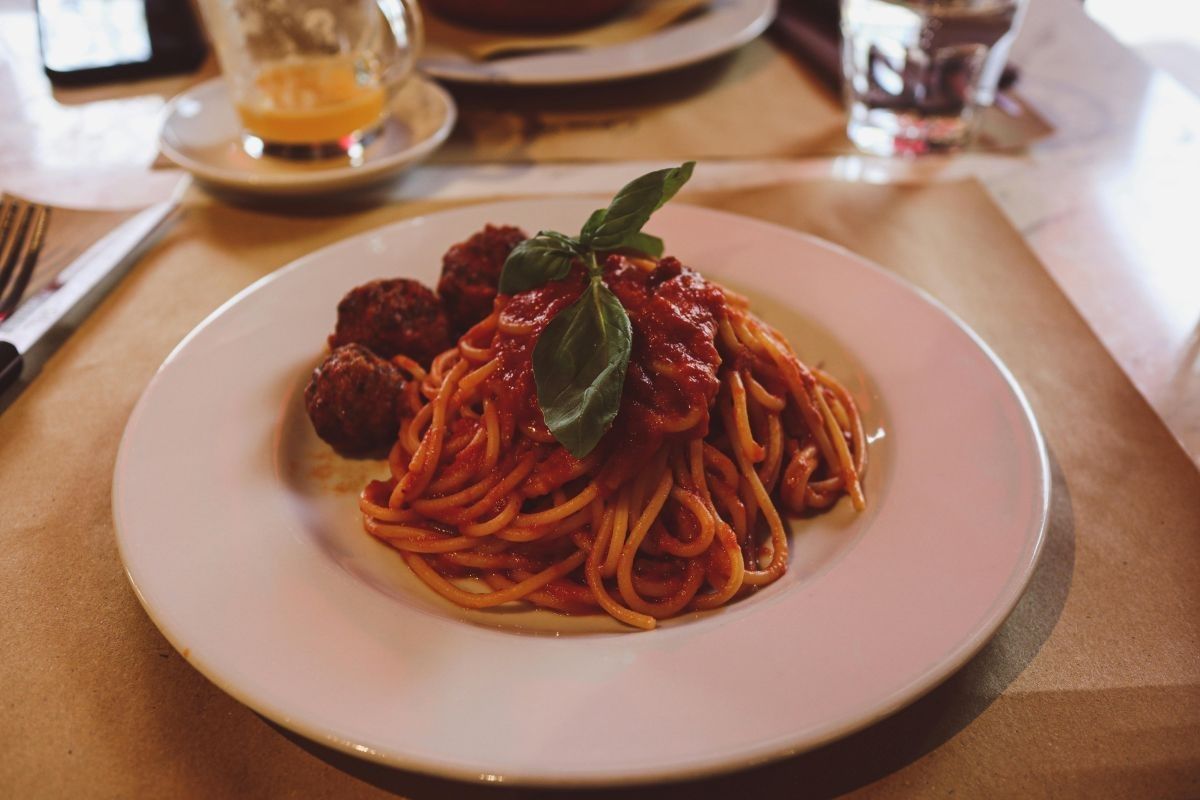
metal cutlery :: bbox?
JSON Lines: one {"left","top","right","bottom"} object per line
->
{"left": 0, "top": 181, "right": 187, "bottom": 398}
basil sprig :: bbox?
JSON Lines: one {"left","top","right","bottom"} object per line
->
{"left": 497, "top": 231, "right": 579, "bottom": 295}
{"left": 497, "top": 162, "right": 695, "bottom": 458}
{"left": 532, "top": 277, "right": 632, "bottom": 458}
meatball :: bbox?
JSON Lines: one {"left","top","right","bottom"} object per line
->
{"left": 305, "top": 344, "right": 405, "bottom": 456}
{"left": 437, "top": 224, "right": 527, "bottom": 333}
{"left": 329, "top": 278, "right": 452, "bottom": 364}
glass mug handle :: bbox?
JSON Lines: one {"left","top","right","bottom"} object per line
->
{"left": 377, "top": 0, "right": 424, "bottom": 85}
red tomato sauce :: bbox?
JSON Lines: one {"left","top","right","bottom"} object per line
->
{"left": 487, "top": 255, "right": 727, "bottom": 492}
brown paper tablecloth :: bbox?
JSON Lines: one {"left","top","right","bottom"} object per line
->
{"left": 433, "top": 38, "right": 1053, "bottom": 162}
{"left": 1, "top": 179, "right": 1197, "bottom": 798}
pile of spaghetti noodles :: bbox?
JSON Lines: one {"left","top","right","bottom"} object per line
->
{"left": 359, "top": 255, "right": 866, "bottom": 630}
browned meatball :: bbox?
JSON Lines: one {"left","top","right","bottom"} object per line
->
{"left": 329, "top": 278, "right": 452, "bottom": 364}
{"left": 437, "top": 224, "right": 527, "bottom": 333}
{"left": 305, "top": 344, "right": 405, "bottom": 456}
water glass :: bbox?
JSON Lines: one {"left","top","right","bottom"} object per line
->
{"left": 840, "top": 0, "right": 1028, "bottom": 155}
{"left": 197, "top": 0, "right": 423, "bottom": 160}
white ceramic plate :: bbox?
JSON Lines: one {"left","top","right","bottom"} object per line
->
{"left": 420, "top": 0, "right": 776, "bottom": 85}
{"left": 158, "top": 76, "right": 456, "bottom": 196}
{"left": 113, "top": 200, "right": 1048, "bottom": 786}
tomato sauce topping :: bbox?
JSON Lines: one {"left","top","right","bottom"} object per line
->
{"left": 487, "top": 255, "right": 727, "bottom": 491}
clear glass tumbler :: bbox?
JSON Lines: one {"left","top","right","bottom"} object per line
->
{"left": 840, "top": 0, "right": 1028, "bottom": 156}
{"left": 197, "top": 0, "right": 423, "bottom": 160}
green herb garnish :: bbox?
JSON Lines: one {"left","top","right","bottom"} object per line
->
{"left": 498, "top": 162, "right": 695, "bottom": 458}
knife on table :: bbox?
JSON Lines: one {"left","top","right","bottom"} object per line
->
{"left": 0, "top": 188, "right": 184, "bottom": 397}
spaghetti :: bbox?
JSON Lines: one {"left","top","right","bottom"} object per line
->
{"left": 359, "top": 254, "right": 867, "bottom": 630}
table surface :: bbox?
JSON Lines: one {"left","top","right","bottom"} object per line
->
{"left": 2, "top": 0, "right": 1198, "bottom": 795}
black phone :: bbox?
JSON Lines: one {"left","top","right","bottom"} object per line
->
{"left": 36, "top": 0, "right": 207, "bottom": 87}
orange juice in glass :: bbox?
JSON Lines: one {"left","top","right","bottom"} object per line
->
{"left": 198, "top": 0, "right": 422, "bottom": 159}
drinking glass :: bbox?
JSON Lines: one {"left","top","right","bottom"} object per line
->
{"left": 197, "top": 0, "right": 423, "bottom": 160}
{"left": 840, "top": 0, "right": 1028, "bottom": 156}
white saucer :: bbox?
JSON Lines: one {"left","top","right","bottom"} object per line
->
{"left": 158, "top": 76, "right": 457, "bottom": 196}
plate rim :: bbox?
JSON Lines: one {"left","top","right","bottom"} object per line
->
{"left": 420, "top": 0, "right": 777, "bottom": 85}
{"left": 113, "top": 198, "right": 1049, "bottom": 786}
{"left": 157, "top": 76, "right": 458, "bottom": 195}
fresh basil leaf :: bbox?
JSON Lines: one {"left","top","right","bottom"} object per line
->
{"left": 533, "top": 278, "right": 632, "bottom": 459}
{"left": 498, "top": 231, "right": 580, "bottom": 294}
{"left": 649, "top": 161, "right": 694, "bottom": 211}
{"left": 583, "top": 162, "right": 694, "bottom": 251}
{"left": 612, "top": 231, "right": 664, "bottom": 258}
{"left": 539, "top": 230, "right": 579, "bottom": 249}
{"left": 580, "top": 208, "right": 607, "bottom": 243}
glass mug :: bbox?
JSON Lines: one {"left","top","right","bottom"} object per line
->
{"left": 197, "top": 0, "right": 423, "bottom": 160}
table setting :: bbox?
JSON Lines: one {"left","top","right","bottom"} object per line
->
{"left": 2, "top": 0, "right": 1198, "bottom": 796}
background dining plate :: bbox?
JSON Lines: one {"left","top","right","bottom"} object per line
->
{"left": 420, "top": 0, "right": 776, "bottom": 85}
{"left": 113, "top": 199, "right": 1048, "bottom": 786}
